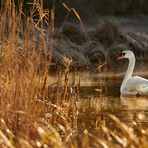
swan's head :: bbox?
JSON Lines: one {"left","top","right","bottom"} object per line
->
{"left": 117, "top": 50, "right": 134, "bottom": 60}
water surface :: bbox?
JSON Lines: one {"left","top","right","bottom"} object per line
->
{"left": 70, "top": 72, "right": 148, "bottom": 135}
{"left": 49, "top": 71, "right": 148, "bottom": 127}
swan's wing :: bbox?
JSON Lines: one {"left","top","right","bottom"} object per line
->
{"left": 127, "top": 76, "right": 148, "bottom": 94}
{"left": 128, "top": 76, "right": 148, "bottom": 86}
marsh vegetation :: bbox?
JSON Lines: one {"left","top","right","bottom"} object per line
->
{"left": 0, "top": 0, "right": 148, "bottom": 147}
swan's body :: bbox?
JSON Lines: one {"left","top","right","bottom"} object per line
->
{"left": 117, "top": 50, "right": 148, "bottom": 96}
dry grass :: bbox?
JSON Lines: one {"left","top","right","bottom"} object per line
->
{"left": 1, "top": 1, "right": 148, "bottom": 148}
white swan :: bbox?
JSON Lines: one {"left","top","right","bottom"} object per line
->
{"left": 117, "top": 50, "right": 148, "bottom": 97}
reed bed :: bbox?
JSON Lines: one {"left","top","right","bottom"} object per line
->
{"left": 0, "top": 1, "right": 148, "bottom": 148}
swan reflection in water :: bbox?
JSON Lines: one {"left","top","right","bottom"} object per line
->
{"left": 121, "top": 96, "right": 148, "bottom": 123}
{"left": 121, "top": 96, "right": 148, "bottom": 110}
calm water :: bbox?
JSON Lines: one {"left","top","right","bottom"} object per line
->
{"left": 75, "top": 88, "right": 148, "bottom": 141}
{"left": 49, "top": 71, "right": 148, "bottom": 127}
{"left": 78, "top": 86, "right": 148, "bottom": 120}
{"left": 73, "top": 72, "right": 148, "bottom": 135}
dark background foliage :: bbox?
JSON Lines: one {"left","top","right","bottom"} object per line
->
{"left": 38, "top": 0, "right": 148, "bottom": 15}
{"left": 36, "top": 0, "right": 148, "bottom": 22}
{"left": 1, "top": 0, "right": 148, "bottom": 22}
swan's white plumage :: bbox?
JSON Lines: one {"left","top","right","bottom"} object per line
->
{"left": 118, "top": 50, "right": 148, "bottom": 96}
{"left": 122, "top": 76, "right": 148, "bottom": 96}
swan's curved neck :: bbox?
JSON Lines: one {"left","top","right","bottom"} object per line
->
{"left": 121, "top": 56, "right": 135, "bottom": 89}
{"left": 125, "top": 56, "right": 135, "bottom": 80}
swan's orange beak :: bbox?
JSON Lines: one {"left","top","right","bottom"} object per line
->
{"left": 117, "top": 53, "right": 126, "bottom": 60}
{"left": 117, "top": 52, "right": 126, "bottom": 60}
{"left": 117, "top": 56, "right": 124, "bottom": 60}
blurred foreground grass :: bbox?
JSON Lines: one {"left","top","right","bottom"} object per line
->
{"left": 1, "top": 1, "right": 148, "bottom": 147}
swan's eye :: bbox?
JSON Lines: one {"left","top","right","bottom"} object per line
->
{"left": 120, "top": 52, "right": 126, "bottom": 57}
